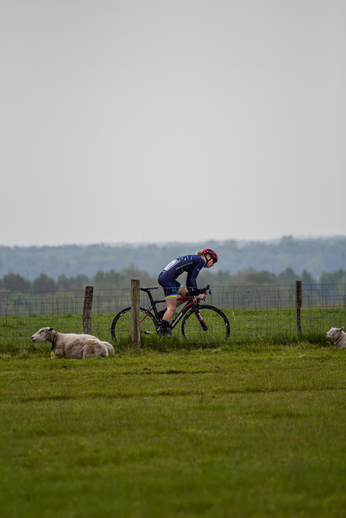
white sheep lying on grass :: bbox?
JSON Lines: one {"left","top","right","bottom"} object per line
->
{"left": 325, "top": 327, "right": 346, "bottom": 349}
{"left": 31, "top": 327, "right": 115, "bottom": 359}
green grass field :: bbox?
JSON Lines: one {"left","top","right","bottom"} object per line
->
{"left": 1, "top": 342, "right": 346, "bottom": 517}
{"left": 0, "top": 306, "right": 344, "bottom": 351}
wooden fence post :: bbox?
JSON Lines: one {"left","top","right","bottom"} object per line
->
{"left": 131, "top": 279, "right": 141, "bottom": 348}
{"left": 295, "top": 280, "right": 302, "bottom": 334}
{"left": 83, "top": 285, "right": 94, "bottom": 335}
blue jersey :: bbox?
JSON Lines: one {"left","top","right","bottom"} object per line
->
{"left": 161, "top": 255, "right": 205, "bottom": 295}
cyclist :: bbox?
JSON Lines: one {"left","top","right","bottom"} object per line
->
{"left": 158, "top": 248, "right": 218, "bottom": 334}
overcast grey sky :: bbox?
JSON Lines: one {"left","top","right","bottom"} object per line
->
{"left": 0, "top": 0, "right": 345, "bottom": 247}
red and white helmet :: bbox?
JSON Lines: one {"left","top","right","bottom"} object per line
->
{"left": 203, "top": 248, "right": 218, "bottom": 264}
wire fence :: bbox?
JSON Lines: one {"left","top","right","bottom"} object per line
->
{"left": 0, "top": 283, "right": 345, "bottom": 349}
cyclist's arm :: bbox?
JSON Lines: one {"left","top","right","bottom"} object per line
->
{"left": 186, "top": 256, "right": 205, "bottom": 295}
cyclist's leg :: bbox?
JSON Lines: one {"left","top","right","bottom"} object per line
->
{"left": 176, "top": 286, "right": 188, "bottom": 308}
{"left": 163, "top": 282, "right": 182, "bottom": 321}
{"left": 160, "top": 294, "right": 176, "bottom": 335}
{"left": 158, "top": 273, "right": 181, "bottom": 323}
{"left": 164, "top": 296, "right": 177, "bottom": 322}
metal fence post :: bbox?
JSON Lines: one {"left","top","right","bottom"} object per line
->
{"left": 83, "top": 285, "right": 94, "bottom": 335}
{"left": 131, "top": 279, "right": 141, "bottom": 348}
{"left": 295, "top": 280, "right": 302, "bottom": 334}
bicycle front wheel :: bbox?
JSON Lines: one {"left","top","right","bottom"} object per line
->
{"left": 111, "top": 307, "right": 158, "bottom": 342}
{"left": 181, "top": 305, "right": 230, "bottom": 341}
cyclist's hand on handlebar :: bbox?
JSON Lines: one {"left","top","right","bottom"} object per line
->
{"left": 198, "top": 294, "right": 206, "bottom": 301}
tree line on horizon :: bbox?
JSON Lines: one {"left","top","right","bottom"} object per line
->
{"left": 1, "top": 265, "right": 345, "bottom": 293}
{"left": 0, "top": 236, "right": 345, "bottom": 282}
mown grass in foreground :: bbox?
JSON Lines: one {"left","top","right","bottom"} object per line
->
{"left": 1, "top": 343, "right": 346, "bottom": 517}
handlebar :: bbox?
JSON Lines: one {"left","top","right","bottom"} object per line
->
{"left": 199, "top": 285, "right": 212, "bottom": 296}
{"left": 186, "top": 285, "right": 212, "bottom": 300}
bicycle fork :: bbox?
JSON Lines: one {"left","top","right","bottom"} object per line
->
{"left": 192, "top": 309, "right": 208, "bottom": 331}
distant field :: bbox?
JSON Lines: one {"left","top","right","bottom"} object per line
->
{"left": 0, "top": 307, "right": 344, "bottom": 351}
{"left": 1, "top": 344, "right": 346, "bottom": 517}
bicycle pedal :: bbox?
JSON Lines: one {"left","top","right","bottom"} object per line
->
{"left": 158, "top": 328, "right": 172, "bottom": 337}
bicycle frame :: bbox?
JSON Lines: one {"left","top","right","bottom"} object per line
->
{"left": 139, "top": 287, "right": 209, "bottom": 331}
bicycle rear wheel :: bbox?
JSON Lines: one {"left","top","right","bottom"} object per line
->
{"left": 181, "top": 305, "right": 230, "bottom": 341}
{"left": 111, "top": 307, "right": 158, "bottom": 342}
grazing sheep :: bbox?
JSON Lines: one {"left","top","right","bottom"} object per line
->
{"left": 325, "top": 327, "right": 346, "bottom": 349}
{"left": 31, "top": 327, "right": 115, "bottom": 359}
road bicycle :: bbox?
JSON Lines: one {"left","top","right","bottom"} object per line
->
{"left": 110, "top": 285, "right": 230, "bottom": 341}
